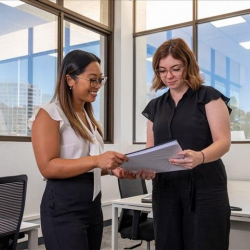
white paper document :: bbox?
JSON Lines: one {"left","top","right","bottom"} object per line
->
{"left": 121, "top": 140, "right": 187, "bottom": 173}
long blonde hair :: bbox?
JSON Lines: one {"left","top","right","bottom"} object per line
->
{"left": 52, "top": 50, "right": 103, "bottom": 142}
{"left": 152, "top": 38, "right": 204, "bottom": 91}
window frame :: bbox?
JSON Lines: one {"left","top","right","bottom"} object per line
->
{"left": 133, "top": 0, "right": 250, "bottom": 144}
{"left": 0, "top": 0, "right": 114, "bottom": 143}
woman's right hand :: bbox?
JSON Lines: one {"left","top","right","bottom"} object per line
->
{"left": 95, "top": 151, "right": 128, "bottom": 170}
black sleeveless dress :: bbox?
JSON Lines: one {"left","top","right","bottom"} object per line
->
{"left": 142, "top": 85, "right": 231, "bottom": 250}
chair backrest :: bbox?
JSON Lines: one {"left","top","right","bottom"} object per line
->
{"left": 118, "top": 178, "right": 148, "bottom": 232}
{"left": 0, "top": 175, "right": 28, "bottom": 250}
{"left": 118, "top": 178, "right": 148, "bottom": 199}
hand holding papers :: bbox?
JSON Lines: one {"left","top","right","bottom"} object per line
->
{"left": 121, "top": 140, "right": 187, "bottom": 173}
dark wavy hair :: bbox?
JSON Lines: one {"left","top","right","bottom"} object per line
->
{"left": 52, "top": 50, "right": 103, "bottom": 141}
{"left": 151, "top": 38, "right": 204, "bottom": 91}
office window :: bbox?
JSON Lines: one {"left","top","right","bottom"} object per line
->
{"left": 64, "top": 21, "right": 107, "bottom": 136}
{"left": 64, "top": 0, "right": 109, "bottom": 26}
{"left": 198, "top": 1, "right": 250, "bottom": 19}
{"left": 134, "top": 1, "right": 250, "bottom": 143}
{"left": 135, "top": 0, "right": 192, "bottom": 32}
{"left": 198, "top": 14, "right": 250, "bottom": 141}
{"left": 0, "top": 0, "right": 113, "bottom": 142}
{"left": 0, "top": 1, "right": 57, "bottom": 137}
{"left": 134, "top": 27, "right": 192, "bottom": 142}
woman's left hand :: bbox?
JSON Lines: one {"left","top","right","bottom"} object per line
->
{"left": 169, "top": 150, "right": 204, "bottom": 169}
{"left": 112, "top": 167, "right": 136, "bottom": 179}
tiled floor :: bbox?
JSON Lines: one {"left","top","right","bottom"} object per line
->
{"left": 37, "top": 225, "right": 155, "bottom": 250}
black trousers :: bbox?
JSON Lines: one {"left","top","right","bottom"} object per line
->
{"left": 153, "top": 161, "right": 231, "bottom": 250}
{"left": 41, "top": 173, "right": 103, "bottom": 250}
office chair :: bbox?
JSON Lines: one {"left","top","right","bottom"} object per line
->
{"left": 0, "top": 175, "right": 28, "bottom": 250}
{"left": 118, "top": 178, "right": 154, "bottom": 250}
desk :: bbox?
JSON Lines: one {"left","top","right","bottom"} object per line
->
{"left": 112, "top": 195, "right": 152, "bottom": 250}
{"left": 112, "top": 182, "right": 250, "bottom": 250}
{"left": 228, "top": 180, "right": 250, "bottom": 223}
{"left": 20, "top": 222, "right": 40, "bottom": 250}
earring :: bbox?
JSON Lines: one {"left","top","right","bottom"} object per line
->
{"left": 69, "top": 86, "right": 72, "bottom": 90}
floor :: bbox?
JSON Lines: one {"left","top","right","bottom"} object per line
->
{"left": 37, "top": 225, "right": 155, "bottom": 250}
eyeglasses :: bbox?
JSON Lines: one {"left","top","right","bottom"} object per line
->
{"left": 75, "top": 76, "right": 107, "bottom": 88}
{"left": 156, "top": 64, "right": 184, "bottom": 77}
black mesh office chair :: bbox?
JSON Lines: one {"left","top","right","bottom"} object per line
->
{"left": 0, "top": 175, "right": 28, "bottom": 250}
{"left": 118, "top": 178, "right": 154, "bottom": 250}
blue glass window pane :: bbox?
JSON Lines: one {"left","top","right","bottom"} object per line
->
{"left": 63, "top": 21, "right": 107, "bottom": 132}
{"left": 135, "top": 26, "right": 192, "bottom": 142}
{"left": 198, "top": 14, "right": 250, "bottom": 140}
{"left": 0, "top": 2, "right": 57, "bottom": 137}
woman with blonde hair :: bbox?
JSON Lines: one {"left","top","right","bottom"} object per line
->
{"left": 142, "top": 38, "right": 231, "bottom": 250}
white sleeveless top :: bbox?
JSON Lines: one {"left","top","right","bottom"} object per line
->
{"left": 28, "top": 101, "right": 103, "bottom": 200}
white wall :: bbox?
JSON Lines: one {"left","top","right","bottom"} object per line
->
{"left": 0, "top": 0, "right": 250, "bottom": 240}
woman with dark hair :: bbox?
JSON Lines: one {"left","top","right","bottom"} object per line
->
{"left": 142, "top": 38, "right": 231, "bottom": 250}
{"left": 28, "top": 50, "right": 138, "bottom": 249}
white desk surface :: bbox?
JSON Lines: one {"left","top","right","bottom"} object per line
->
{"left": 113, "top": 180, "right": 250, "bottom": 220}
{"left": 228, "top": 180, "right": 250, "bottom": 219}
{"left": 20, "top": 222, "right": 40, "bottom": 232}
{"left": 19, "top": 222, "right": 40, "bottom": 250}
{"left": 112, "top": 194, "right": 152, "bottom": 208}
{"left": 111, "top": 182, "right": 250, "bottom": 250}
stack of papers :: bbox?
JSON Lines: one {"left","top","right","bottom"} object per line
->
{"left": 121, "top": 140, "right": 187, "bottom": 173}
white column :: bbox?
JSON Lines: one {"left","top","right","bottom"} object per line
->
{"left": 113, "top": 0, "right": 134, "bottom": 152}
{"left": 135, "top": 36, "right": 148, "bottom": 142}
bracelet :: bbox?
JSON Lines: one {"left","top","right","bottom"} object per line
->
{"left": 200, "top": 151, "right": 205, "bottom": 164}
{"left": 107, "top": 169, "right": 114, "bottom": 176}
